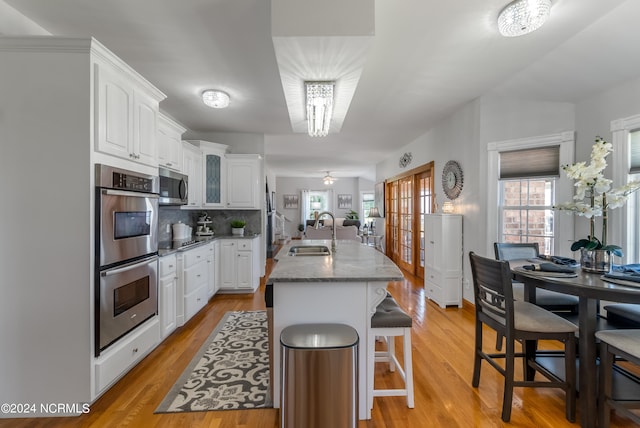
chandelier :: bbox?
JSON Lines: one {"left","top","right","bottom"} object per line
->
{"left": 498, "top": 0, "right": 551, "bottom": 37}
{"left": 323, "top": 171, "right": 334, "bottom": 185}
{"left": 306, "top": 82, "right": 334, "bottom": 137}
{"left": 202, "top": 90, "right": 230, "bottom": 108}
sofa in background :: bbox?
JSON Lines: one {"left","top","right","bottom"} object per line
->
{"left": 305, "top": 218, "right": 361, "bottom": 229}
{"left": 304, "top": 225, "right": 360, "bottom": 241}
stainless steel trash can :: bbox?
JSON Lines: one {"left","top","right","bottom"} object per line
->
{"left": 280, "top": 323, "right": 359, "bottom": 428}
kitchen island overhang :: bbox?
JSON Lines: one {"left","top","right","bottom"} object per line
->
{"left": 268, "top": 240, "right": 404, "bottom": 420}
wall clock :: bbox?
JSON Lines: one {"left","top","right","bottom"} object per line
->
{"left": 442, "top": 160, "right": 463, "bottom": 200}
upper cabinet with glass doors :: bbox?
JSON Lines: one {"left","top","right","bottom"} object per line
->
{"left": 186, "top": 140, "right": 228, "bottom": 208}
{"left": 182, "top": 141, "right": 262, "bottom": 210}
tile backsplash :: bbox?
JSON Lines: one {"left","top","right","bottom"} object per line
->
{"left": 158, "top": 206, "right": 262, "bottom": 241}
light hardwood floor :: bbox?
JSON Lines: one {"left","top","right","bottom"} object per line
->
{"left": 2, "top": 255, "right": 634, "bottom": 427}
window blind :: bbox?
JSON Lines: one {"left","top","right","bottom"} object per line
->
{"left": 630, "top": 130, "right": 640, "bottom": 174}
{"left": 499, "top": 145, "right": 560, "bottom": 180}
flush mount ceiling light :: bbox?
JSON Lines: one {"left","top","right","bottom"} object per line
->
{"left": 202, "top": 90, "right": 230, "bottom": 108}
{"left": 498, "top": 0, "right": 551, "bottom": 37}
{"left": 323, "top": 171, "right": 335, "bottom": 185}
{"left": 306, "top": 82, "right": 334, "bottom": 137}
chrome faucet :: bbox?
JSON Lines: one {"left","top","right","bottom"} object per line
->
{"left": 314, "top": 211, "right": 337, "bottom": 252}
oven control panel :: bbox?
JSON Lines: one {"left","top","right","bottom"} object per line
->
{"left": 95, "top": 164, "right": 159, "bottom": 194}
{"left": 113, "top": 172, "right": 154, "bottom": 192}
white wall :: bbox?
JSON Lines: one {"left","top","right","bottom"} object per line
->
{"left": 376, "top": 95, "right": 581, "bottom": 304}
{"left": 0, "top": 40, "right": 93, "bottom": 411}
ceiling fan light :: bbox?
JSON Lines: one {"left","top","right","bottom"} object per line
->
{"left": 498, "top": 0, "right": 551, "bottom": 37}
{"left": 306, "top": 82, "right": 334, "bottom": 137}
{"left": 202, "top": 90, "right": 230, "bottom": 108}
{"left": 323, "top": 171, "right": 334, "bottom": 185}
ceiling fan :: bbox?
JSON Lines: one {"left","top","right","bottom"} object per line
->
{"left": 322, "top": 171, "right": 335, "bottom": 185}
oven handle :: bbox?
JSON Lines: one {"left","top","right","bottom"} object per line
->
{"left": 101, "top": 256, "right": 158, "bottom": 277}
{"left": 102, "top": 189, "right": 159, "bottom": 199}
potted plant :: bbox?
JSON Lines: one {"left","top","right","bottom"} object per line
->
{"left": 297, "top": 223, "right": 305, "bottom": 238}
{"left": 230, "top": 219, "right": 246, "bottom": 236}
{"left": 555, "top": 136, "right": 640, "bottom": 272}
{"left": 345, "top": 210, "right": 359, "bottom": 220}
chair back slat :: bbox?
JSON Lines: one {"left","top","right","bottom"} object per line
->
{"left": 469, "top": 252, "right": 514, "bottom": 327}
{"left": 494, "top": 242, "right": 539, "bottom": 261}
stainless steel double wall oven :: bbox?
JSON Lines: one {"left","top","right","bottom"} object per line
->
{"left": 95, "top": 164, "right": 159, "bottom": 356}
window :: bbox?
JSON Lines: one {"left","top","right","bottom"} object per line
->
{"left": 611, "top": 115, "right": 640, "bottom": 263}
{"left": 486, "top": 132, "right": 575, "bottom": 257}
{"left": 628, "top": 128, "right": 640, "bottom": 261}
{"left": 499, "top": 178, "right": 555, "bottom": 254}
{"left": 361, "top": 192, "right": 374, "bottom": 219}
{"left": 307, "top": 190, "right": 330, "bottom": 219}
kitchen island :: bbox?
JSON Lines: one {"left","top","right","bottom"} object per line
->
{"left": 269, "top": 239, "right": 404, "bottom": 419}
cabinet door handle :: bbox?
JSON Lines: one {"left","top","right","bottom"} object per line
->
{"left": 132, "top": 347, "right": 138, "bottom": 354}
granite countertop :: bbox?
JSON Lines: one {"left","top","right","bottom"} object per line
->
{"left": 270, "top": 239, "right": 403, "bottom": 282}
{"left": 158, "top": 233, "right": 260, "bottom": 257}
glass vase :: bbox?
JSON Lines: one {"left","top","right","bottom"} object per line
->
{"left": 580, "top": 249, "right": 611, "bottom": 274}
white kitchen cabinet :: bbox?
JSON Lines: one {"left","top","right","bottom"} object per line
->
{"left": 159, "top": 254, "right": 177, "bottom": 340}
{"left": 177, "top": 244, "right": 210, "bottom": 326}
{"left": 206, "top": 242, "right": 219, "bottom": 297}
{"left": 182, "top": 142, "right": 203, "bottom": 208}
{"left": 157, "top": 113, "right": 186, "bottom": 171}
{"left": 424, "top": 214, "right": 463, "bottom": 308}
{"left": 94, "top": 56, "right": 164, "bottom": 167}
{"left": 225, "top": 154, "right": 262, "bottom": 209}
{"left": 182, "top": 245, "right": 209, "bottom": 321}
{"left": 219, "top": 237, "right": 259, "bottom": 293}
{"left": 186, "top": 140, "right": 229, "bottom": 208}
{"left": 1, "top": 36, "right": 170, "bottom": 408}
{"left": 94, "top": 317, "right": 160, "bottom": 396}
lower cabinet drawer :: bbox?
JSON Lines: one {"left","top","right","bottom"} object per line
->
{"left": 184, "top": 286, "right": 207, "bottom": 322}
{"left": 425, "top": 279, "right": 443, "bottom": 303}
{"left": 95, "top": 317, "right": 160, "bottom": 395}
{"left": 159, "top": 255, "right": 177, "bottom": 277}
{"left": 424, "top": 269, "right": 442, "bottom": 287}
{"left": 183, "top": 261, "right": 208, "bottom": 294}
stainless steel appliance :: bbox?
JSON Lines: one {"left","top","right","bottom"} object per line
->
{"left": 97, "top": 255, "right": 158, "bottom": 352}
{"left": 95, "top": 164, "right": 159, "bottom": 355}
{"left": 158, "top": 167, "right": 188, "bottom": 205}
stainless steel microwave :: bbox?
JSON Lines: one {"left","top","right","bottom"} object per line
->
{"left": 158, "top": 167, "right": 188, "bottom": 205}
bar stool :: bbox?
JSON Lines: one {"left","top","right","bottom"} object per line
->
{"left": 368, "top": 293, "right": 414, "bottom": 413}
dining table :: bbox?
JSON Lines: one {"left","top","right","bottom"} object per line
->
{"left": 511, "top": 260, "right": 640, "bottom": 428}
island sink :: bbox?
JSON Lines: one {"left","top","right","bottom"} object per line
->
{"left": 287, "top": 245, "right": 331, "bottom": 256}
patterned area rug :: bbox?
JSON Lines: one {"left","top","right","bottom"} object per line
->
{"left": 155, "top": 310, "right": 271, "bottom": 413}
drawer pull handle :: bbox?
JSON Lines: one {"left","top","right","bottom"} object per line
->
{"left": 132, "top": 347, "right": 138, "bottom": 353}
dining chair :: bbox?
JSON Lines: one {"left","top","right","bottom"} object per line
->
{"left": 493, "top": 242, "right": 579, "bottom": 350}
{"left": 469, "top": 252, "right": 577, "bottom": 422}
{"left": 595, "top": 329, "right": 640, "bottom": 427}
{"left": 603, "top": 304, "right": 640, "bottom": 328}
